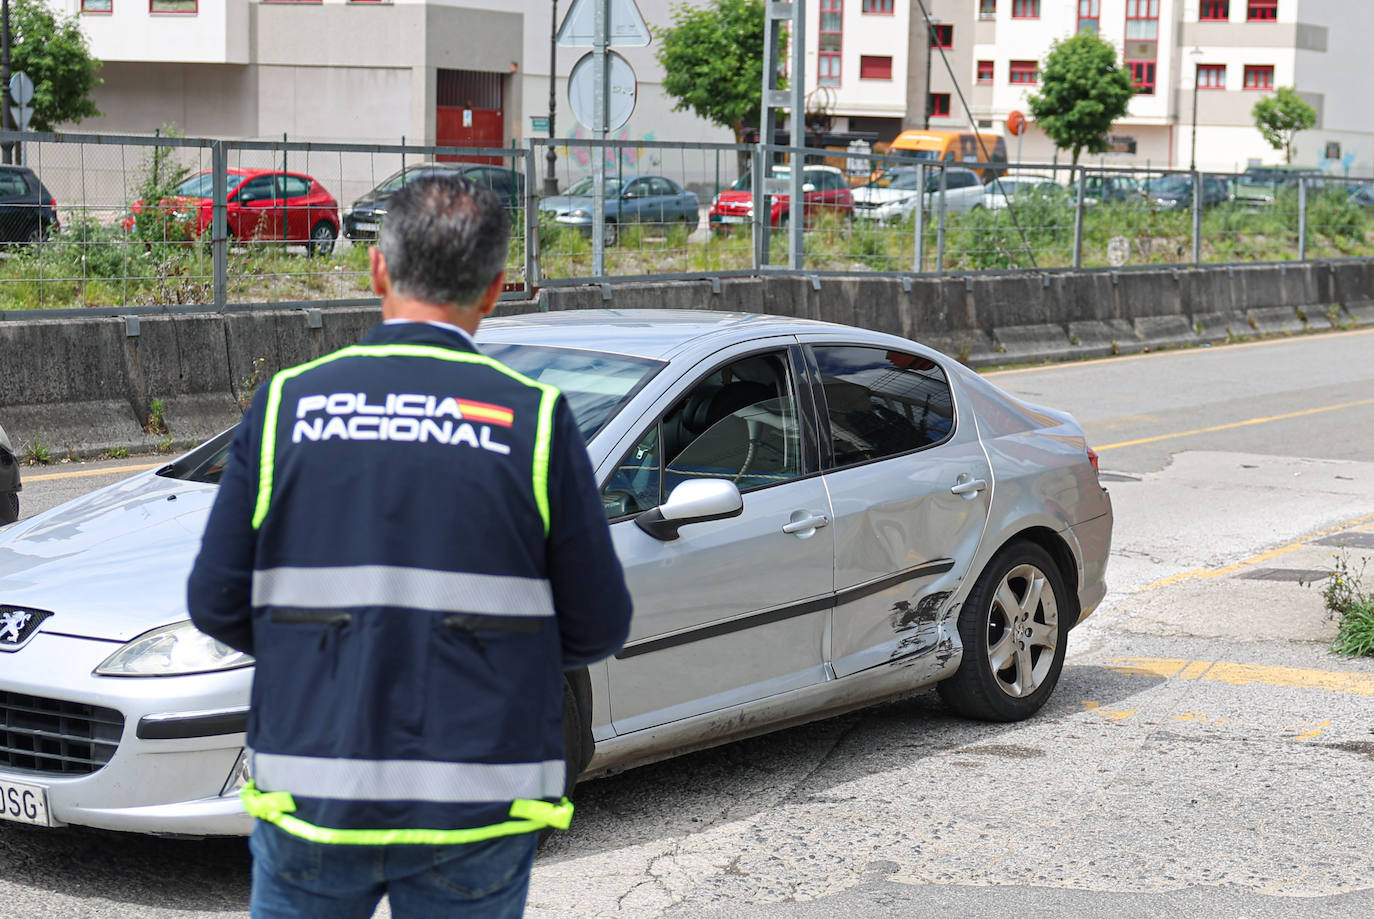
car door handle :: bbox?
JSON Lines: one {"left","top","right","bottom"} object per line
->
{"left": 950, "top": 478, "right": 987, "bottom": 496}
{"left": 782, "top": 514, "right": 830, "bottom": 534}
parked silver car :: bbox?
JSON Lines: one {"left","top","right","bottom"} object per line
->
{"left": 852, "top": 166, "right": 986, "bottom": 221}
{"left": 0, "top": 311, "right": 1112, "bottom": 836}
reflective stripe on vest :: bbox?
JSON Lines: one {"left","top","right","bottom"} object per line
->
{"left": 253, "top": 752, "right": 567, "bottom": 803}
{"left": 252, "top": 344, "right": 560, "bottom": 534}
{"left": 240, "top": 782, "right": 574, "bottom": 846}
{"left": 252, "top": 565, "right": 555, "bottom": 617}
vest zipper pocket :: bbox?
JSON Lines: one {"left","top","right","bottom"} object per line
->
{"left": 270, "top": 609, "right": 352, "bottom": 651}
{"left": 442, "top": 614, "right": 544, "bottom": 656}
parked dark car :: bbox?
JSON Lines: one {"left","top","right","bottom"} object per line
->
{"left": 1081, "top": 173, "right": 1141, "bottom": 205}
{"left": 1142, "top": 173, "right": 1232, "bottom": 209}
{"left": 0, "top": 165, "right": 58, "bottom": 244}
{"left": 0, "top": 422, "right": 20, "bottom": 525}
{"left": 539, "top": 174, "right": 700, "bottom": 245}
{"left": 343, "top": 163, "right": 525, "bottom": 241}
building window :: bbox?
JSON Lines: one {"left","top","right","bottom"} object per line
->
{"left": 1200, "top": 1, "right": 1229, "bottom": 20}
{"left": 819, "top": 0, "right": 843, "bottom": 87}
{"left": 1078, "top": 0, "right": 1099, "bottom": 33}
{"left": 1009, "top": 60, "right": 1038, "bottom": 84}
{"left": 930, "top": 24, "right": 953, "bottom": 48}
{"left": 1197, "top": 64, "right": 1226, "bottom": 88}
{"left": 979, "top": 0, "right": 997, "bottom": 18}
{"left": 1125, "top": 0, "right": 1159, "bottom": 40}
{"left": 1243, "top": 64, "right": 1275, "bottom": 88}
{"left": 861, "top": 0, "right": 893, "bottom": 12}
{"left": 1127, "top": 60, "right": 1156, "bottom": 93}
{"left": 1247, "top": 0, "right": 1277, "bottom": 20}
{"left": 80, "top": 0, "right": 112, "bottom": 10}
{"left": 976, "top": 60, "right": 995, "bottom": 84}
{"left": 1012, "top": 0, "right": 1039, "bottom": 17}
{"left": 860, "top": 55, "right": 893, "bottom": 80}
{"left": 929, "top": 93, "right": 951, "bottom": 118}
{"left": 150, "top": 0, "right": 196, "bottom": 10}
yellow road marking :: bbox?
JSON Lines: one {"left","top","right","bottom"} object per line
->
{"left": 22, "top": 461, "right": 164, "bottom": 483}
{"left": 1287, "top": 719, "right": 1330, "bottom": 740}
{"left": 1077, "top": 701, "right": 1138, "bottom": 721}
{"left": 1103, "top": 658, "right": 1374, "bottom": 697}
{"left": 1137, "top": 511, "right": 1374, "bottom": 592}
{"left": 1095, "top": 397, "right": 1374, "bottom": 452}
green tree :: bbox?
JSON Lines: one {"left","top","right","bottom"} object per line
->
{"left": 1252, "top": 87, "right": 1317, "bottom": 164}
{"left": 9, "top": 0, "right": 102, "bottom": 131}
{"left": 1027, "top": 31, "right": 1134, "bottom": 164}
{"left": 655, "top": 0, "right": 770, "bottom": 144}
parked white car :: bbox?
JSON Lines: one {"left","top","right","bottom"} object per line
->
{"left": 853, "top": 166, "right": 985, "bottom": 222}
{"left": 983, "top": 174, "right": 1067, "bottom": 211}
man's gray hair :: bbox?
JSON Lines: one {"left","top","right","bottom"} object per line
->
{"left": 376, "top": 173, "right": 511, "bottom": 308}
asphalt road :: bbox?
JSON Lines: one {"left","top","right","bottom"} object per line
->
{"left": 3, "top": 327, "right": 1373, "bottom": 919}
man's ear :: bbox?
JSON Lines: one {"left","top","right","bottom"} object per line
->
{"left": 369, "top": 247, "right": 390, "bottom": 298}
{"left": 475, "top": 272, "right": 505, "bottom": 319}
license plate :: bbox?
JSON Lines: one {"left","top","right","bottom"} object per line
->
{"left": 354, "top": 221, "right": 379, "bottom": 232}
{"left": 0, "top": 777, "right": 52, "bottom": 827}
{"left": 717, "top": 215, "right": 748, "bottom": 224}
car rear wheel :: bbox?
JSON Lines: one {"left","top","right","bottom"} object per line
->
{"left": 308, "top": 221, "right": 336, "bottom": 258}
{"left": 937, "top": 541, "right": 1071, "bottom": 722}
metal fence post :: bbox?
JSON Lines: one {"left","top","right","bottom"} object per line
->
{"left": 1298, "top": 176, "right": 1308, "bottom": 261}
{"left": 913, "top": 163, "right": 926, "bottom": 272}
{"left": 1191, "top": 169, "right": 1202, "bottom": 264}
{"left": 1072, "top": 166, "right": 1086, "bottom": 269}
{"left": 935, "top": 165, "right": 948, "bottom": 274}
{"left": 753, "top": 143, "right": 767, "bottom": 270}
{"left": 212, "top": 140, "right": 227, "bottom": 311}
{"left": 524, "top": 138, "right": 539, "bottom": 294}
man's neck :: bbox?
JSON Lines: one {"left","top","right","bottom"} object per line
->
{"left": 381, "top": 295, "right": 482, "bottom": 337}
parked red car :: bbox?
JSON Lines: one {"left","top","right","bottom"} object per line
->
{"left": 709, "top": 164, "right": 854, "bottom": 231}
{"left": 125, "top": 168, "right": 341, "bottom": 256}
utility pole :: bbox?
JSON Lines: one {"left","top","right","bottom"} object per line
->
{"left": 2, "top": 0, "right": 11, "bottom": 166}
{"left": 544, "top": 0, "right": 559, "bottom": 196}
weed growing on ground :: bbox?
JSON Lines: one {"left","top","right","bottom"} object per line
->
{"left": 25, "top": 439, "right": 51, "bottom": 464}
{"left": 1311, "top": 550, "right": 1374, "bottom": 658}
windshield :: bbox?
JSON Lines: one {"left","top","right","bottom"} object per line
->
{"left": 159, "top": 346, "right": 663, "bottom": 485}
{"left": 894, "top": 149, "right": 940, "bottom": 162}
{"left": 1145, "top": 175, "right": 1192, "bottom": 195}
{"left": 564, "top": 177, "right": 624, "bottom": 197}
{"left": 173, "top": 172, "right": 217, "bottom": 198}
{"left": 375, "top": 166, "right": 456, "bottom": 194}
{"left": 991, "top": 179, "right": 1054, "bottom": 196}
{"left": 868, "top": 169, "right": 922, "bottom": 190}
{"left": 1238, "top": 170, "right": 1308, "bottom": 187}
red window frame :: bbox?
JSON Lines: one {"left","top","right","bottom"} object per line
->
{"left": 859, "top": 55, "right": 893, "bottom": 80}
{"left": 1125, "top": 0, "right": 1159, "bottom": 40}
{"left": 819, "top": 0, "right": 843, "bottom": 87}
{"left": 1243, "top": 64, "right": 1275, "bottom": 88}
{"left": 861, "top": 0, "right": 894, "bottom": 12}
{"left": 1128, "top": 60, "right": 1156, "bottom": 94}
{"left": 976, "top": 60, "right": 995, "bottom": 84}
{"left": 1012, "top": 0, "right": 1039, "bottom": 18}
{"left": 79, "top": 0, "right": 112, "bottom": 11}
{"left": 1078, "top": 0, "right": 1099, "bottom": 33}
{"left": 979, "top": 0, "right": 997, "bottom": 18}
{"left": 1200, "top": 1, "right": 1229, "bottom": 20}
{"left": 1197, "top": 64, "right": 1226, "bottom": 89}
{"left": 1247, "top": 0, "right": 1277, "bottom": 20}
{"left": 928, "top": 94, "right": 951, "bottom": 118}
{"left": 150, "top": 0, "right": 197, "bottom": 12}
{"left": 930, "top": 24, "right": 953, "bottom": 48}
{"left": 1009, "top": 60, "right": 1038, "bottom": 84}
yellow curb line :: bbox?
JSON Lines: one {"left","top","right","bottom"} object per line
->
{"left": 22, "top": 461, "right": 165, "bottom": 483}
{"left": 1100, "top": 657, "right": 1374, "bottom": 697}
{"left": 1095, "top": 397, "right": 1374, "bottom": 452}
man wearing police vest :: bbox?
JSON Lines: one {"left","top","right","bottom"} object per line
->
{"left": 188, "top": 174, "right": 633, "bottom": 918}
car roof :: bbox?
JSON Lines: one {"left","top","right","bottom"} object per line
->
{"left": 477, "top": 309, "right": 872, "bottom": 362}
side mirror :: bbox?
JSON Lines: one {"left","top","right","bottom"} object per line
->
{"left": 635, "top": 479, "right": 743, "bottom": 541}
{"left": 623, "top": 191, "right": 638, "bottom": 199}
{"left": 802, "top": 183, "right": 816, "bottom": 193}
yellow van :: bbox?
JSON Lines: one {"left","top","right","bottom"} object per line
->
{"left": 887, "top": 129, "right": 1008, "bottom": 181}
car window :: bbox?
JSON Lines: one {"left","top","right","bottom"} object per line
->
{"left": 812, "top": 346, "right": 955, "bottom": 467}
{"left": 625, "top": 178, "right": 653, "bottom": 197}
{"left": 949, "top": 171, "right": 976, "bottom": 189}
{"left": 602, "top": 351, "right": 804, "bottom": 519}
{"left": 650, "top": 177, "right": 676, "bottom": 196}
{"left": 280, "top": 175, "right": 312, "bottom": 198}
{"left": 0, "top": 173, "right": 28, "bottom": 197}
{"left": 235, "top": 176, "right": 276, "bottom": 203}
{"left": 173, "top": 172, "right": 217, "bottom": 198}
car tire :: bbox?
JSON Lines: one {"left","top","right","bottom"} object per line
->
{"left": 308, "top": 221, "right": 337, "bottom": 258}
{"left": 601, "top": 220, "right": 618, "bottom": 248}
{"left": 936, "top": 540, "right": 1072, "bottom": 723}
{"left": 2, "top": 492, "right": 17, "bottom": 525}
{"left": 542, "top": 669, "right": 592, "bottom": 845}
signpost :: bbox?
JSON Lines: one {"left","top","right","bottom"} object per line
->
{"left": 557, "top": 0, "right": 650, "bottom": 276}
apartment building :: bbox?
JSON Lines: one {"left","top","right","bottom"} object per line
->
{"left": 48, "top": 0, "right": 728, "bottom": 149}
{"left": 806, "top": 0, "right": 1373, "bottom": 175}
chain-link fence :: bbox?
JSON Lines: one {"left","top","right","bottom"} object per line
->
{"left": 1, "top": 130, "right": 1371, "bottom": 312}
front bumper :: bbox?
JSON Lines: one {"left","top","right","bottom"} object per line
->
{"left": 343, "top": 211, "right": 383, "bottom": 240}
{"left": 0, "top": 632, "right": 254, "bottom": 836}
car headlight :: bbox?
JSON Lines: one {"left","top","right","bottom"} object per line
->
{"left": 95, "top": 620, "right": 254, "bottom": 677}
{"left": 569, "top": 209, "right": 590, "bottom": 219}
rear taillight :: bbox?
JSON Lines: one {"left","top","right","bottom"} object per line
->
{"left": 48, "top": 196, "right": 56, "bottom": 208}
{"left": 1087, "top": 447, "right": 1100, "bottom": 475}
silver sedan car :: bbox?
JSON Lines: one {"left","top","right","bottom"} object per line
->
{"left": 0, "top": 310, "right": 1111, "bottom": 836}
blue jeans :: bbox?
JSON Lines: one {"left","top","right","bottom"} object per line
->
{"left": 249, "top": 820, "right": 539, "bottom": 919}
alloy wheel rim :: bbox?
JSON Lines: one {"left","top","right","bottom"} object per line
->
{"left": 983, "top": 563, "right": 1058, "bottom": 699}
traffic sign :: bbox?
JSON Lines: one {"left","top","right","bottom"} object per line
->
{"left": 557, "top": 0, "right": 651, "bottom": 47}
{"left": 568, "top": 50, "right": 637, "bottom": 132}
{"left": 1006, "top": 109, "right": 1027, "bottom": 137}
{"left": 9, "top": 72, "right": 33, "bottom": 107}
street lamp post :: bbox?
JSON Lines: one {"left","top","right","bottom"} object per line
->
{"left": 544, "top": 0, "right": 560, "bottom": 197}
{"left": 1189, "top": 46, "right": 1204, "bottom": 171}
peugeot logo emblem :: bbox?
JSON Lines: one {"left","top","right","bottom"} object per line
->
{"left": 0, "top": 606, "right": 53, "bottom": 650}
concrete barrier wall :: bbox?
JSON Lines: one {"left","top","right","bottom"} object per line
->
{"left": 2, "top": 262, "right": 1371, "bottom": 458}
